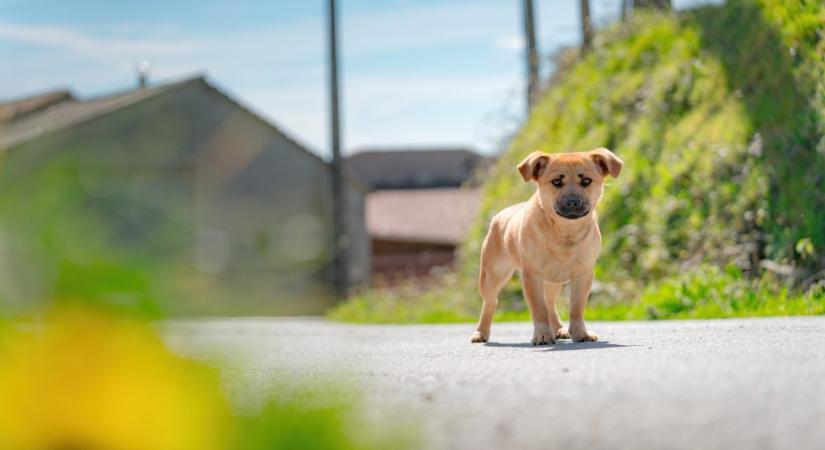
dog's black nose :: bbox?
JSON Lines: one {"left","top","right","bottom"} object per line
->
{"left": 561, "top": 196, "right": 583, "bottom": 210}
{"left": 554, "top": 195, "right": 590, "bottom": 219}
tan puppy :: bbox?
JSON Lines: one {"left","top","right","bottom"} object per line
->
{"left": 471, "top": 148, "right": 622, "bottom": 345}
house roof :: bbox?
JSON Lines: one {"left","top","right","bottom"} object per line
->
{"left": 345, "top": 147, "right": 487, "bottom": 190}
{"left": 0, "top": 76, "right": 371, "bottom": 194}
{"left": 366, "top": 187, "right": 482, "bottom": 245}
{"left": 0, "top": 77, "right": 322, "bottom": 165}
{"left": 0, "top": 78, "right": 200, "bottom": 151}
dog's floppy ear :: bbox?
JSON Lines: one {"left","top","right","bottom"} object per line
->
{"left": 589, "top": 148, "right": 623, "bottom": 178}
{"left": 517, "top": 151, "right": 551, "bottom": 182}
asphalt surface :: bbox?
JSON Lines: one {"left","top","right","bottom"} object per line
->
{"left": 162, "top": 317, "right": 825, "bottom": 450}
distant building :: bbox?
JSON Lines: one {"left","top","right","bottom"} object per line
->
{"left": 0, "top": 76, "right": 369, "bottom": 314}
{"left": 367, "top": 187, "right": 482, "bottom": 280}
{"left": 345, "top": 147, "right": 486, "bottom": 190}
{"left": 346, "top": 148, "right": 488, "bottom": 281}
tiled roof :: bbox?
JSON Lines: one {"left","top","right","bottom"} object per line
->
{"left": 366, "top": 187, "right": 482, "bottom": 245}
{"left": 346, "top": 148, "right": 487, "bottom": 190}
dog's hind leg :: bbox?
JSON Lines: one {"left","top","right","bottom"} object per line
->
{"left": 471, "top": 264, "right": 512, "bottom": 343}
{"left": 471, "top": 241, "right": 513, "bottom": 343}
{"left": 543, "top": 282, "right": 570, "bottom": 340}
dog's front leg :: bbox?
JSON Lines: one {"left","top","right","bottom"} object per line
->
{"left": 543, "top": 282, "right": 571, "bottom": 340}
{"left": 522, "top": 271, "right": 555, "bottom": 345}
{"left": 569, "top": 271, "right": 599, "bottom": 342}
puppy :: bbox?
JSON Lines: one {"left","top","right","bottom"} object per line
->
{"left": 471, "top": 148, "right": 622, "bottom": 345}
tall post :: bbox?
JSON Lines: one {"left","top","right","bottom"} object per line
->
{"left": 632, "top": 0, "right": 671, "bottom": 9}
{"left": 327, "top": 0, "right": 347, "bottom": 298}
{"left": 522, "top": 0, "right": 539, "bottom": 111}
{"left": 579, "top": 0, "right": 592, "bottom": 51}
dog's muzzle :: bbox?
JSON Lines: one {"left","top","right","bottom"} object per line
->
{"left": 554, "top": 195, "right": 590, "bottom": 219}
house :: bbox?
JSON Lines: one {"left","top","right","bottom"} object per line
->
{"left": 0, "top": 76, "right": 369, "bottom": 314}
{"left": 346, "top": 148, "right": 488, "bottom": 281}
{"left": 366, "top": 187, "right": 482, "bottom": 280}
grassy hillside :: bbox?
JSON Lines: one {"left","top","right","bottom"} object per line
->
{"left": 331, "top": 0, "right": 825, "bottom": 323}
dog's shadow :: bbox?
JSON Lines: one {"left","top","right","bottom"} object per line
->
{"left": 483, "top": 340, "right": 632, "bottom": 351}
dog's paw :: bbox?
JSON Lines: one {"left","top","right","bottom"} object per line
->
{"left": 470, "top": 331, "right": 489, "bottom": 343}
{"left": 555, "top": 327, "right": 571, "bottom": 340}
{"left": 531, "top": 328, "right": 556, "bottom": 346}
{"left": 570, "top": 329, "right": 599, "bottom": 342}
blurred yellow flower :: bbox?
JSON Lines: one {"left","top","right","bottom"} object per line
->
{"left": 0, "top": 309, "right": 229, "bottom": 450}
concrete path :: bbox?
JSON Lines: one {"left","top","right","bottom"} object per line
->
{"left": 162, "top": 317, "right": 825, "bottom": 450}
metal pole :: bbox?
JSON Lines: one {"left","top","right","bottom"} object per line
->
{"left": 327, "top": 0, "right": 347, "bottom": 298}
{"left": 580, "top": 0, "right": 592, "bottom": 51}
{"left": 522, "top": 0, "right": 539, "bottom": 111}
{"left": 632, "top": 0, "right": 671, "bottom": 9}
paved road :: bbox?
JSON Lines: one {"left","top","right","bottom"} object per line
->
{"left": 162, "top": 318, "right": 825, "bottom": 450}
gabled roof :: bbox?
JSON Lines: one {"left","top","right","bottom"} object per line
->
{"left": 0, "top": 77, "right": 322, "bottom": 167}
{"left": 345, "top": 147, "right": 488, "bottom": 190}
{"left": 0, "top": 76, "right": 373, "bottom": 193}
{"left": 0, "top": 78, "right": 201, "bottom": 150}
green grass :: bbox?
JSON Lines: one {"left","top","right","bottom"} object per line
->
{"left": 589, "top": 265, "right": 825, "bottom": 320}
{"left": 331, "top": 0, "right": 825, "bottom": 324}
{"left": 332, "top": 265, "right": 825, "bottom": 323}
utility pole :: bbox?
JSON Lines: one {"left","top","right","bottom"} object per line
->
{"left": 632, "top": 0, "right": 671, "bottom": 9}
{"left": 522, "top": 0, "right": 539, "bottom": 111}
{"left": 327, "top": 0, "right": 347, "bottom": 299}
{"left": 579, "top": 0, "right": 592, "bottom": 51}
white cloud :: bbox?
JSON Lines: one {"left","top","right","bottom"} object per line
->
{"left": 494, "top": 35, "right": 525, "bottom": 52}
{"left": 0, "top": 21, "right": 200, "bottom": 60}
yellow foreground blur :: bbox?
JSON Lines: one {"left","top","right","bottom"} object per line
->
{"left": 0, "top": 310, "right": 229, "bottom": 450}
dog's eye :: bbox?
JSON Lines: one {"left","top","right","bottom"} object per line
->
{"left": 551, "top": 178, "right": 563, "bottom": 187}
{"left": 580, "top": 177, "right": 592, "bottom": 187}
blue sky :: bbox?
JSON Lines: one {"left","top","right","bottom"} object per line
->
{"left": 0, "top": 0, "right": 717, "bottom": 157}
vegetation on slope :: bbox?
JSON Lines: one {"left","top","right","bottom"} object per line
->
{"left": 332, "top": 0, "right": 825, "bottom": 323}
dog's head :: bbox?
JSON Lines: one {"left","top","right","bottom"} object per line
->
{"left": 517, "top": 148, "right": 622, "bottom": 220}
